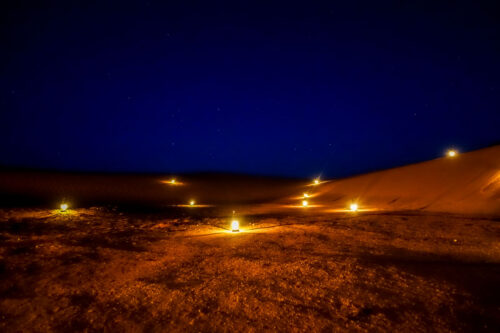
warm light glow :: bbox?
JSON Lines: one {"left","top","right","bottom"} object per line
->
{"left": 60, "top": 203, "right": 68, "bottom": 211}
{"left": 447, "top": 150, "right": 457, "bottom": 157}
{"left": 314, "top": 179, "right": 320, "bottom": 185}
{"left": 350, "top": 203, "right": 358, "bottom": 212}
{"left": 303, "top": 193, "right": 310, "bottom": 198}
{"left": 160, "top": 178, "right": 184, "bottom": 186}
{"left": 231, "top": 220, "right": 240, "bottom": 232}
{"left": 189, "top": 200, "right": 195, "bottom": 206}
{"left": 302, "top": 200, "right": 308, "bottom": 207}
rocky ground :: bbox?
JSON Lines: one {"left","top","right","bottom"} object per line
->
{"left": 0, "top": 207, "right": 499, "bottom": 332}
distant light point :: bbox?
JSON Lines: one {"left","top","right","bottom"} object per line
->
{"left": 349, "top": 203, "right": 358, "bottom": 212}
{"left": 302, "top": 200, "right": 308, "bottom": 207}
{"left": 60, "top": 203, "right": 68, "bottom": 212}
{"left": 447, "top": 149, "right": 457, "bottom": 157}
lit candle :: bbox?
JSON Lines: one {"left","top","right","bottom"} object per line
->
{"left": 231, "top": 220, "right": 240, "bottom": 232}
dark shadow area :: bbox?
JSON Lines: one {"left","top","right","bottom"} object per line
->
{"left": 0, "top": 219, "right": 72, "bottom": 236}
{"left": 140, "top": 256, "right": 209, "bottom": 291}
{"left": 57, "top": 249, "right": 102, "bottom": 265}
{"left": 62, "top": 230, "right": 163, "bottom": 252}
{"left": 358, "top": 247, "right": 500, "bottom": 331}
{"left": 0, "top": 260, "right": 41, "bottom": 299}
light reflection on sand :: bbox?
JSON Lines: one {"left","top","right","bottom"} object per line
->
{"left": 160, "top": 180, "right": 185, "bottom": 186}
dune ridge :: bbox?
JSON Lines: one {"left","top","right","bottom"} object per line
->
{"left": 314, "top": 145, "right": 500, "bottom": 216}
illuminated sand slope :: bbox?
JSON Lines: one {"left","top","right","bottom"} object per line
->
{"left": 314, "top": 145, "right": 500, "bottom": 216}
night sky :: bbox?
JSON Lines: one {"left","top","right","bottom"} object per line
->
{"left": 1, "top": 1, "right": 499, "bottom": 178}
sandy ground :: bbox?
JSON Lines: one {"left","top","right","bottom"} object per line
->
{"left": 293, "top": 145, "right": 500, "bottom": 216}
{"left": 1, "top": 207, "right": 499, "bottom": 332}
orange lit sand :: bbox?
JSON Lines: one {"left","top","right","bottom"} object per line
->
{"left": 175, "top": 204, "right": 214, "bottom": 208}
{"left": 304, "top": 145, "right": 500, "bottom": 216}
{"left": 0, "top": 145, "right": 500, "bottom": 331}
{"left": 160, "top": 179, "right": 185, "bottom": 186}
{"left": 0, "top": 208, "right": 498, "bottom": 331}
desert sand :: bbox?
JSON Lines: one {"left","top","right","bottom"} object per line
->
{"left": 0, "top": 146, "right": 499, "bottom": 331}
{"left": 309, "top": 145, "right": 500, "bottom": 216}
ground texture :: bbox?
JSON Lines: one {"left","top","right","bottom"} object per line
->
{"left": 0, "top": 208, "right": 499, "bottom": 332}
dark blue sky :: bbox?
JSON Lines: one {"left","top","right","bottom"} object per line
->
{"left": 1, "top": 1, "right": 499, "bottom": 178}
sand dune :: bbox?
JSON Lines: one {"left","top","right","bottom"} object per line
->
{"left": 1, "top": 145, "right": 499, "bottom": 216}
{"left": 311, "top": 145, "right": 500, "bottom": 216}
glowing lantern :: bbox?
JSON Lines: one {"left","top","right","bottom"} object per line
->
{"left": 303, "top": 193, "right": 310, "bottom": 198}
{"left": 447, "top": 150, "right": 457, "bottom": 157}
{"left": 350, "top": 203, "right": 358, "bottom": 212}
{"left": 231, "top": 220, "right": 240, "bottom": 232}
{"left": 302, "top": 200, "right": 308, "bottom": 207}
{"left": 60, "top": 203, "right": 68, "bottom": 212}
{"left": 170, "top": 179, "right": 176, "bottom": 184}
{"left": 314, "top": 179, "right": 320, "bottom": 185}
{"left": 189, "top": 200, "right": 195, "bottom": 206}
